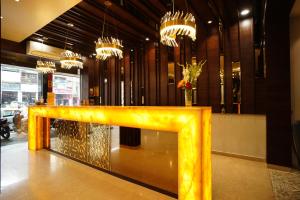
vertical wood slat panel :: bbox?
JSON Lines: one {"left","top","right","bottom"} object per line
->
{"left": 147, "top": 42, "right": 157, "bottom": 106}
{"left": 184, "top": 38, "right": 192, "bottom": 64}
{"left": 239, "top": 18, "right": 255, "bottom": 113}
{"left": 207, "top": 27, "right": 221, "bottom": 113}
{"left": 87, "top": 58, "right": 94, "bottom": 96}
{"left": 81, "top": 59, "right": 89, "bottom": 100}
{"left": 160, "top": 44, "right": 168, "bottom": 106}
{"left": 133, "top": 47, "right": 139, "bottom": 105}
{"left": 144, "top": 45, "right": 149, "bottom": 106}
{"left": 224, "top": 27, "right": 233, "bottom": 113}
{"left": 116, "top": 58, "right": 121, "bottom": 106}
{"left": 265, "top": 1, "right": 292, "bottom": 166}
{"left": 180, "top": 40, "right": 185, "bottom": 105}
{"left": 196, "top": 27, "right": 209, "bottom": 106}
{"left": 94, "top": 60, "right": 100, "bottom": 98}
{"left": 124, "top": 49, "right": 131, "bottom": 106}
{"left": 139, "top": 46, "right": 145, "bottom": 105}
{"left": 168, "top": 46, "right": 176, "bottom": 106}
{"left": 99, "top": 61, "right": 105, "bottom": 105}
{"left": 230, "top": 23, "right": 240, "bottom": 62}
{"left": 174, "top": 40, "right": 183, "bottom": 106}
{"left": 108, "top": 58, "right": 116, "bottom": 105}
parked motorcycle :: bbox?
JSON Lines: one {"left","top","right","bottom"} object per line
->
{"left": 1, "top": 118, "right": 10, "bottom": 139}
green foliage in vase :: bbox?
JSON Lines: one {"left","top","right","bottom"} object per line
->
{"left": 177, "top": 60, "right": 206, "bottom": 90}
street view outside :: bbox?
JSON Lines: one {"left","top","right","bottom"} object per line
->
{"left": 1, "top": 64, "right": 80, "bottom": 145}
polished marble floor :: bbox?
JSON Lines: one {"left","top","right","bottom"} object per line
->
{"left": 1, "top": 141, "right": 277, "bottom": 200}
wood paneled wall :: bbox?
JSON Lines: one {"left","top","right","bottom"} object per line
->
{"left": 85, "top": 20, "right": 262, "bottom": 114}
{"left": 265, "top": 0, "right": 292, "bottom": 167}
{"left": 196, "top": 26, "right": 209, "bottom": 106}
{"left": 239, "top": 18, "right": 255, "bottom": 114}
{"left": 207, "top": 27, "right": 221, "bottom": 113}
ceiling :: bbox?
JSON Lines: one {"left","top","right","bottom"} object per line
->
{"left": 2, "top": 0, "right": 253, "bottom": 57}
{"left": 1, "top": 0, "right": 82, "bottom": 42}
{"left": 291, "top": 0, "right": 300, "bottom": 17}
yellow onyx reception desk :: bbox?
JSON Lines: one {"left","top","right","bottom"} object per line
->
{"left": 28, "top": 106, "right": 212, "bottom": 200}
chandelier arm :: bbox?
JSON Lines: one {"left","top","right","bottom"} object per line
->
{"left": 101, "top": 7, "right": 107, "bottom": 38}
{"left": 185, "top": 0, "right": 189, "bottom": 13}
{"left": 172, "top": 0, "right": 174, "bottom": 13}
{"left": 64, "top": 26, "right": 70, "bottom": 50}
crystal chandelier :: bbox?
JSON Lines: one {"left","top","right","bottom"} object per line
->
{"left": 96, "top": 37, "right": 123, "bottom": 60}
{"left": 60, "top": 23, "right": 83, "bottom": 69}
{"left": 60, "top": 50, "right": 83, "bottom": 69}
{"left": 160, "top": 0, "right": 196, "bottom": 47}
{"left": 35, "top": 38, "right": 56, "bottom": 73}
{"left": 36, "top": 60, "right": 56, "bottom": 73}
{"left": 95, "top": 1, "right": 123, "bottom": 60}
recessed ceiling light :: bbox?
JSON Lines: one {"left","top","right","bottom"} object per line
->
{"left": 15, "top": 0, "right": 20, "bottom": 2}
{"left": 207, "top": 20, "right": 213, "bottom": 24}
{"left": 145, "top": 37, "right": 149, "bottom": 41}
{"left": 67, "top": 23, "right": 74, "bottom": 27}
{"left": 130, "top": 49, "right": 133, "bottom": 52}
{"left": 92, "top": 53, "right": 96, "bottom": 56}
{"left": 240, "top": 9, "right": 250, "bottom": 16}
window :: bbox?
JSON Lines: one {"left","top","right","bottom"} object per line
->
{"left": 53, "top": 73, "right": 80, "bottom": 106}
{"left": 1, "top": 64, "right": 42, "bottom": 119}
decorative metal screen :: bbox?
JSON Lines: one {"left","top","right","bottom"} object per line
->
{"left": 50, "top": 120, "right": 111, "bottom": 170}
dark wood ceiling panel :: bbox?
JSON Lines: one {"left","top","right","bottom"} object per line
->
{"left": 25, "top": 0, "right": 242, "bottom": 56}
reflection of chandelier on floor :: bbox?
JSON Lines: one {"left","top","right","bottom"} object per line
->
{"left": 95, "top": 1, "right": 123, "bottom": 60}
{"left": 36, "top": 38, "right": 56, "bottom": 73}
{"left": 160, "top": 0, "right": 196, "bottom": 47}
{"left": 60, "top": 23, "right": 83, "bottom": 69}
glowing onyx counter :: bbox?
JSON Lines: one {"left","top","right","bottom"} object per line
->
{"left": 28, "top": 106, "right": 211, "bottom": 200}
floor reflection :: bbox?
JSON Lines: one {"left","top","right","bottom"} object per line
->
{"left": 110, "top": 128, "right": 178, "bottom": 194}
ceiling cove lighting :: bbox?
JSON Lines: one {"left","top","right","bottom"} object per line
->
{"left": 240, "top": 9, "right": 250, "bottom": 16}
{"left": 95, "top": 1, "right": 123, "bottom": 60}
{"left": 160, "top": 0, "right": 196, "bottom": 47}
{"left": 60, "top": 23, "right": 83, "bottom": 69}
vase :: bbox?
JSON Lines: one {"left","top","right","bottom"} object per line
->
{"left": 185, "top": 90, "right": 192, "bottom": 106}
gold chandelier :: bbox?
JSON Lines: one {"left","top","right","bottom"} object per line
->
{"left": 96, "top": 37, "right": 123, "bottom": 60}
{"left": 60, "top": 50, "right": 83, "bottom": 69}
{"left": 95, "top": 1, "right": 123, "bottom": 60}
{"left": 160, "top": 1, "right": 196, "bottom": 47}
{"left": 60, "top": 23, "right": 83, "bottom": 69}
{"left": 35, "top": 38, "right": 56, "bottom": 73}
{"left": 36, "top": 60, "right": 56, "bottom": 73}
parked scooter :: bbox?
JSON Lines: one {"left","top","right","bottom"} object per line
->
{"left": 0, "top": 118, "right": 10, "bottom": 139}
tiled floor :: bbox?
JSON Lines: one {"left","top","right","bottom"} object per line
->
{"left": 1, "top": 141, "right": 277, "bottom": 200}
{"left": 1, "top": 143, "right": 174, "bottom": 200}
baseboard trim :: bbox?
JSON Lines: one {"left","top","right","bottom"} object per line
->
{"left": 267, "top": 164, "right": 293, "bottom": 172}
{"left": 212, "top": 150, "right": 266, "bottom": 162}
